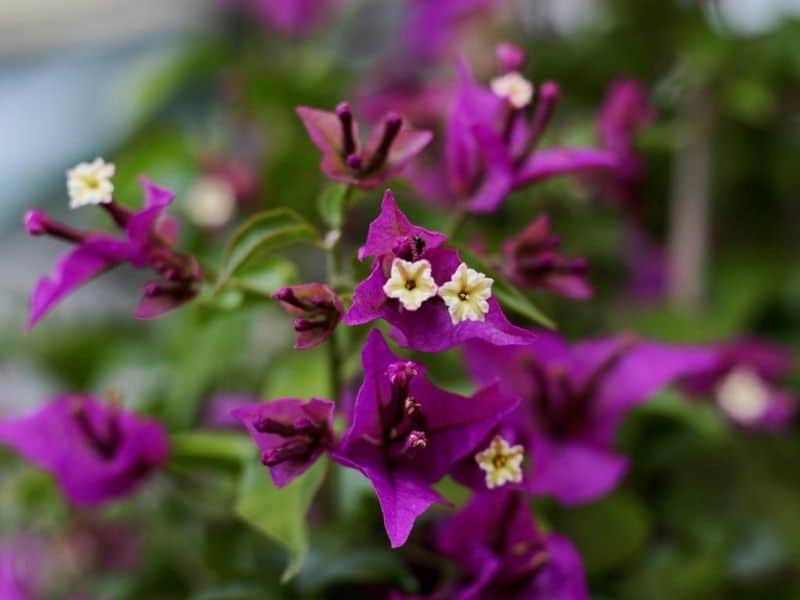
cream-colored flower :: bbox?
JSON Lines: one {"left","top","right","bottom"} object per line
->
{"left": 184, "top": 176, "right": 236, "bottom": 228}
{"left": 715, "top": 367, "right": 769, "bottom": 423}
{"left": 383, "top": 258, "right": 438, "bottom": 310}
{"left": 438, "top": 263, "right": 493, "bottom": 324}
{"left": 490, "top": 72, "right": 534, "bottom": 109}
{"left": 67, "top": 158, "right": 115, "bottom": 209}
{"left": 475, "top": 435, "right": 525, "bottom": 489}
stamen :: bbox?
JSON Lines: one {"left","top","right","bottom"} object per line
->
{"left": 336, "top": 102, "right": 357, "bottom": 157}
{"left": 364, "top": 113, "right": 402, "bottom": 173}
{"left": 274, "top": 287, "right": 306, "bottom": 309}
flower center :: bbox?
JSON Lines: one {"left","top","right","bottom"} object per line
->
{"left": 383, "top": 258, "right": 438, "bottom": 311}
{"left": 438, "top": 263, "right": 494, "bottom": 324}
{"left": 475, "top": 435, "right": 525, "bottom": 489}
{"left": 67, "top": 157, "right": 115, "bottom": 209}
{"left": 490, "top": 72, "right": 534, "bottom": 109}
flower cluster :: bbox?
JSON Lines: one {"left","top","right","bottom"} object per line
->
{"left": 25, "top": 166, "right": 202, "bottom": 328}
{"left": 7, "top": 25, "right": 795, "bottom": 599}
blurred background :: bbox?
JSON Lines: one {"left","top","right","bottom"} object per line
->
{"left": 1, "top": 0, "right": 800, "bottom": 598}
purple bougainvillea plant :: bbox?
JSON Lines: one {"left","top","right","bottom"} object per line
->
{"left": 344, "top": 189, "right": 538, "bottom": 351}
{"left": 333, "top": 329, "right": 518, "bottom": 547}
{"left": 0, "top": 394, "right": 168, "bottom": 505}
{"left": 10, "top": 25, "right": 794, "bottom": 598}
{"left": 25, "top": 164, "right": 201, "bottom": 328}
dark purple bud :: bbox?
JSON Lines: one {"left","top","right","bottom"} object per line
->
{"left": 346, "top": 153, "right": 363, "bottom": 171}
{"left": 274, "top": 287, "right": 305, "bottom": 309}
{"left": 24, "top": 210, "right": 86, "bottom": 243}
{"left": 253, "top": 417, "right": 297, "bottom": 436}
{"left": 261, "top": 438, "right": 313, "bottom": 466}
{"left": 392, "top": 235, "right": 426, "bottom": 261}
{"left": 364, "top": 113, "right": 403, "bottom": 173}
{"left": 292, "top": 416, "right": 319, "bottom": 436}
{"left": 69, "top": 396, "right": 122, "bottom": 460}
{"left": 336, "top": 101, "right": 357, "bottom": 157}
{"left": 293, "top": 318, "right": 319, "bottom": 332}
{"left": 273, "top": 283, "right": 344, "bottom": 350}
{"left": 496, "top": 42, "right": 526, "bottom": 73}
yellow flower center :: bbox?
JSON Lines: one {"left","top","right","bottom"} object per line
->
{"left": 475, "top": 435, "right": 525, "bottom": 489}
{"left": 438, "top": 263, "right": 493, "bottom": 324}
{"left": 383, "top": 258, "right": 438, "bottom": 311}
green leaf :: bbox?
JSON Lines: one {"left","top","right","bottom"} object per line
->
{"left": 235, "top": 458, "right": 328, "bottom": 582}
{"left": 317, "top": 183, "right": 351, "bottom": 229}
{"left": 453, "top": 244, "right": 555, "bottom": 329}
{"left": 216, "top": 209, "right": 318, "bottom": 292}
{"left": 262, "top": 345, "right": 332, "bottom": 400}
{"left": 170, "top": 431, "right": 253, "bottom": 468}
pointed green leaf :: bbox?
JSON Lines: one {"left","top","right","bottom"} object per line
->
{"left": 235, "top": 458, "right": 328, "bottom": 582}
{"left": 216, "top": 209, "right": 318, "bottom": 291}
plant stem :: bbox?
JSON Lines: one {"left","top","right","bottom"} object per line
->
{"left": 324, "top": 185, "right": 354, "bottom": 402}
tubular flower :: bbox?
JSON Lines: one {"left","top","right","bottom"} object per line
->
{"left": 67, "top": 157, "right": 115, "bottom": 209}
{"left": 455, "top": 332, "right": 718, "bottom": 504}
{"left": 273, "top": 283, "right": 344, "bottom": 350}
{"left": 232, "top": 398, "right": 335, "bottom": 487}
{"left": 332, "top": 329, "right": 518, "bottom": 547}
{"left": 438, "top": 263, "right": 493, "bottom": 324}
{"left": 0, "top": 395, "right": 169, "bottom": 506}
{"left": 434, "top": 490, "right": 589, "bottom": 600}
{"left": 423, "top": 46, "right": 618, "bottom": 213}
{"left": 25, "top": 175, "right": 201, "bottom": 328}
{"left": 383, "top": 259, "right": 438, "bottom": 310}
{"left": 296, "top": 102, "right": 432, "bottom": 189}
{"left": 682, "top": 339, "right": 796, "bottom": 431}
{"left": 501, "top": 214, "right": 591, "bottom": 300}
{"left": 344, "top": 190, "right": 537, "bottom": 352}
{"left": 475, "top": 435, "right": 524, "bottom": 489}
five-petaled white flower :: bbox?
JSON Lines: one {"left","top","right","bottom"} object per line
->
{"left": 67, "top": 158, "right": 115, "bottom": 209}
{"left": 475, "top": 435, "right": 525, "bottom": 489}
{"left": 383, "top": 258, "right": 438, "bottom": 310}
{"left": 715, "top": 367, "right": 770, "bottom": 423}
{"left": 490, "top": 71, "right": 534, "bottom": 109}
{"left": 438, "top": 263, "right": 493, "bottom": 324}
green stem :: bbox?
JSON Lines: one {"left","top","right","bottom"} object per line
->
{"left": 324, "top": 185, "right": 354, "bottom": 402}
{"left": 444, "top": 208, "right": 467, "bottom": 238}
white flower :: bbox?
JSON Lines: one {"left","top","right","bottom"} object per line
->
{"left": 383, "top": 258, "right": 438, "bottom": 310}
{"left": 715, "top": 367, "right": 770, "bottom": 424}
{"left": 490, "top": 71, "right": 534, "bottom": 109}
{"left": 184, "top": 176, "right": 236, "bottom": 228}
{"left": 475, "top": 435, "right": 525, "bottom": 489}
{"left": 438, "top": 263, "right": 493, "bottom": 324}
{"left": 66, "top": 158, "right": 115, "bottom": 209}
